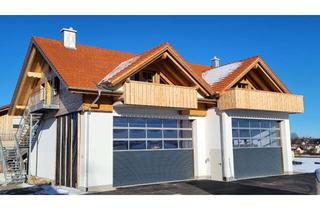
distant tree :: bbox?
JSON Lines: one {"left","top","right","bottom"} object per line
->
{"left": 291, "top": 132, "right": 300, "bottom": 144}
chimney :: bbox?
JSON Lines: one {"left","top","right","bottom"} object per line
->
{"left": 211, "top": 56, "right": 220, "bottom": 68}
{"left": 60, "top": 27, "right": 77, "bottom": 49}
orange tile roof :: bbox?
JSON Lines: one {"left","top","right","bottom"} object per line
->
{"left": 103, "top": 42, "right": 170, "bottom": 85}
{"left": 33, "top": 36, "right": 213, "bottom": 90}
{"left": 204, "top": 56, "right": 260, "bottom": 92}
{"left": 33, "top": 36, "right": 137, "bottom": 89}
{"left": 33, "top": 36, "right": 270, "bottom": 94}
{"left": 0, "top": 104, "right": 10, "bottom": 113}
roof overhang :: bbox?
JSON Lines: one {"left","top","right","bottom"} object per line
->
{"left": 223, "top": 57, "right": 290, "bottom": 94}
{"left": 100, "top": 43, "right": 215, "bottom": 97}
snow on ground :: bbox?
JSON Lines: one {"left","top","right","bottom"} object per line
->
{"left": 0, "top": 183, "right": 81, "bottom": 195}
{"left": 202, "top": 62, "right": 242, "bottom": 85}
{"left": 293, "top": 157, "right": 320, "bottom": 173}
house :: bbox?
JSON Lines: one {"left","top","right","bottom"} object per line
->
{"left": 0, "top": 27, "right": 304, "bottom": 191}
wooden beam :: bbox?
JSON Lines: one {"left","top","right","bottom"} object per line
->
{"left": 27, "top": 72, "right": 43, "bottom": 79}
{"left": 82, "top": 103, "right": 113, "bottom": 112}
{"left": 15, "top": 105, "right": 27, "bottom": 110}
{"left": 256, "top": 64, "right": 283, "bottom": 93}
{"left": 180, "top": 109, "right": 207, "bottom": 117}
{"left": 247, "top": 70, "right": 271, "bottom": 91}
{"left": 161, "top": 52, "right": 168, "bottom": 60}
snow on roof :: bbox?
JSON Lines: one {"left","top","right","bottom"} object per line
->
{"left": 202, "top": 62, "right": 242, "bottom": 85}
{"left": 100, "top": 55, "right": 140, "bottom": 83}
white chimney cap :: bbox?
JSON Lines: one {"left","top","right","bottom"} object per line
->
{"left": 211, "top": 56, "right": 220, "bottom": 68}
{"left": 60, "top": 27, "right": 77, "bottom": 49}
{"left": 60, "top": 27, "right": 77, "bottom": 33}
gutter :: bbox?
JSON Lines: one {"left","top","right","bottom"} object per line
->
{"left": 68, "top": 86, "right": 122, "bottom": 96}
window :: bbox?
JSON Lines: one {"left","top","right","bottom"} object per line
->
{"left": 129, "top": 71, "right": 155, "bottom": 83}
{"left": 114, "top": 141, "right": 128, "bottom": 150}
{"left": 113, "top": 129, "right": 128, "bottom": 139}
{"left": 232, "top": 118, "right": 281, "bottom": 148}
{"left": 129, "top": 141, "right": 146, "bottom": 150}
{"left": 141, "top": 71, "right": 154, "bottom": 82}
{"left": 113, "top": 117, "right": 193, "bottom": 151}
{"left": 53, "top": 76, "right": 60, "bottom": 95}
{"left": 164, "top": 140, "right": 178, "bottom": 149}
{"left": 147, "top": 141, "right": 163, "bottom": 149}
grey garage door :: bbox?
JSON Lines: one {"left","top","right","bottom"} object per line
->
{"left": 232, "top": 118, "right": 283, "bottom": 179}
{"left": 113, "top": 117, "right": 194, "bottom": 187}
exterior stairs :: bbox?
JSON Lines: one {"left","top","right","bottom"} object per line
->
{"left": 0, "top": 108, "right": 43, "bottom": 185}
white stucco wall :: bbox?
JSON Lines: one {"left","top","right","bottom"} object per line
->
{"left": 29, "top": 117, "right": 57, "bottom": 180}
{"left": 191, "top": 108, "right": 223, "bottom": 180}
{"left": 79, "top": 111, "right": 113, "bottom": 191}
{"left": 192, "top": 116, "right": 207, "bottom": 179}
{"left": 206, "top": 108, "right": 223, "bottom": 181}
{"left": 280, "top": 119, "right": 293, "bottom": 174}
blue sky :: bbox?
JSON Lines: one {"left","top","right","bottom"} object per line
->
{"left": 0, "top": 16, "right": 319, "bottom": 137}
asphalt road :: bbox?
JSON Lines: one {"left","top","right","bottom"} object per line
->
{"left": 0, "top": 173, "right": 316, "bottom": 195}
{"left": 91, "top": 173, "right": 317, "bottom": 195}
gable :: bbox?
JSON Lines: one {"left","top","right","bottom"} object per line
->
{"left": 99, "top": 44, "right": 214, "bottom": 96}
{"left": 203, "top": 56, "right": 290, "bottom": 93}
{"left": 232, "top": 64, "right": 287, "bottom": 92}
{"left": 9, "top": 44, "right": 64, "bottom": 115}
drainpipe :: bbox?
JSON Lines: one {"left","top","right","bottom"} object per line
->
{"left": 84, "top": 89, "right": 102, "bottom": 191}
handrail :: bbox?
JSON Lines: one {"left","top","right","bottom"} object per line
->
{"left": 0, "top": 135, "right": 8, "bottom": 183}
{"left": 29, "top": 88, "right": 59, "bottom": 108}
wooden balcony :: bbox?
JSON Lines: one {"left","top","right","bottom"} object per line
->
{"left": 123, "top": 81, "right": 198, "bottom": 109}
{"left": 218, "top": 89, "right": 304, "bottom": 113}
{"left": 28, "top": 89, "right": 59, "bottom": 113}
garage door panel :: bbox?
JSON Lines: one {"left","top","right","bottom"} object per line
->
{"left": 113, "top": 117, "right": 194, "bottom": 187}
{"left": 114, "top": 150, "right": 194, "bottom": 187}
{"left": 232, "top": 118, "right": 283, "bottom": 179}
{"left": 233, "top": 148, "right": 283, "bottom": 179}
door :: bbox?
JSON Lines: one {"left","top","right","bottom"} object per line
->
{"left": 210, "top": 149, "right": 223, "bottom": 181}
{"left": 232, "top": 118, "right": 283, "bottom": 179}
{"left": 113, "top": 117, "right": 194, "bottom": 187}
{"left": 46, "top": 80, "right": 51, "bottom": 105}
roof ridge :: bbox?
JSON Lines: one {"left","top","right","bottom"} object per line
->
{"left": 203, "top": 55, "right": 260, "bottom": 73}
{"left": 136, "top": 41, "right": 170, "bottom": 56}
{"left": 102, "top": 41, "right": 170, "bottom": 84}
{"left": 32, "top": 36, "right": 137, "bottom": 56}
{"left": 33, "top": 36, "right": 212, "bottom": 70}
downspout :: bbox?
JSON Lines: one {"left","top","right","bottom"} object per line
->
{"left": 84, "top": 89, "right": 101, "bottom": 191}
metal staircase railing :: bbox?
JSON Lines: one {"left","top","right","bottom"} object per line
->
{"left": 0, "top": 134, "right": 25, "bottom": 184}
{"left": 0, "top": 97, "right": 44, "bottom": 185}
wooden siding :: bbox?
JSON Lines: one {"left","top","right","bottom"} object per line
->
{"left": 124, "top": 81, "right": 198, "bottom": 109}
{"left": 0, "top": 114, "right": 17, "bottom": 134}
{"left": 218, "top": 88, "right": 304, "bottom": 113}
{"left": 55, "top": 85, "right": 83, "bottom": 116}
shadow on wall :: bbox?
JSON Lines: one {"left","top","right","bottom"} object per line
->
{"left": 31, "top": 118, "right": 55, "bottom": 152}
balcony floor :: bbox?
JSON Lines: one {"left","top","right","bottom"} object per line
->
{"left": 29, "top": 103, "right": 59, "bottom": 113}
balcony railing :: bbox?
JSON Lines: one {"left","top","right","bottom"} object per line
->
{"left": 218, "top": 88, "right": 304, "bottom": 113}
{"left": 123, "top": 81, "right": 198, "bottom": 109}
{"left": 28, "top": 89, "right": 59, "bottom": 113}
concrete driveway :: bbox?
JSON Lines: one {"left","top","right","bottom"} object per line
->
{"left": 91, "top": 173, "right": 317, "bottom": 195}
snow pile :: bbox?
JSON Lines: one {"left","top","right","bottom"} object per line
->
{"left": 0, "top": 183, "right": 80, "bottom": 195}
{"left": 202, "top": 62, "right": 242, "bottom": 85}
{"left": 100, "top": 55, "right": 140, "bottom": 83}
